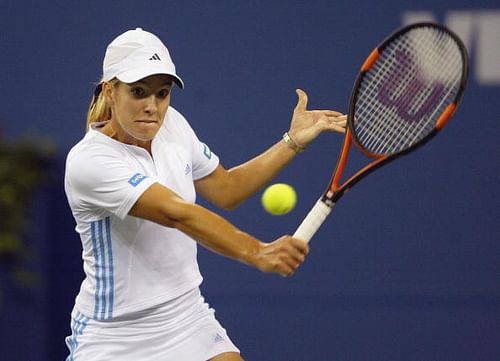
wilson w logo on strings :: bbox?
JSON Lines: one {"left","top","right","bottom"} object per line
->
{"left": 376, "top": 49, "right": 447, "bottom": 123}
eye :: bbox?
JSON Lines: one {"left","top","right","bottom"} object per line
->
{"left": 130, "top": 87, "right": 146, "bottom": 97}
{"left": 157, "top": 89, "right": 171, "bottom": 99}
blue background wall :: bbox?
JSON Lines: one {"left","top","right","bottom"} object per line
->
{"left": 0, "top": 1, "right": 498, "bottom": 360}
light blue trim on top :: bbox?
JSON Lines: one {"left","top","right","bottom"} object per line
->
{"left": 90, "top": 222, "right": 100, "bottom": 319}
{"left": 90, "top": 217, "right": 115, "bottom": 320}
{"left": 105, "top": 217, "right": 115, "bottom": 318}
{"left": 97, "top": 219, "right": 108, "bottom": 318}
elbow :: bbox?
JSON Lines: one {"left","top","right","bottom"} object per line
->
{"left": 215, "top": 198, "right": 242, "bottom": 211}
{"left": 208, "top": 190, "right": 244, "bottom": 211}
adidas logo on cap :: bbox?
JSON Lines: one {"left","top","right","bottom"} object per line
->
{"left": 149, "top": 53, "right": 161, "bottom": 61}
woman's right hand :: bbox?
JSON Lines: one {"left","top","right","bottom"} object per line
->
{"left": 254, "top": 236, "right": 310, "bottom": 277}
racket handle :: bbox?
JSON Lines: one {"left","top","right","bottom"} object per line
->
{"left": 293, "top": 198, "right": 333, "bottom": 243}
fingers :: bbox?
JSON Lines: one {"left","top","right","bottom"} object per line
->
{"left": 294, "top": 89, "right": 308, "bottom": 113}
{"left": 289, "top": 236, "right": 310, "bottom": 256}
{"left": 311, "top": 110, "right": 345, "bottom": 117}
{"left": 326, "top": 113, "right": 347, "bottom": 124}
{"left": 320, "top": 113, "right": 348, "bottom": 133}
{"left": 259, "top": 236, "right": 310, "bottom": 277}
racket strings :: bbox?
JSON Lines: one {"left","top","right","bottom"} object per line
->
{"left": 353, "top": 26, "right": 464, "bottom": 155}
{"left": 360, "top": 38, "right": 450, "bottom": 152}
{"left": 361, "top": 31, "right": 450, "bottom": 151}
{"left": 389, "top": 30, "right": 462, "bottom": 150}
{"left": 359, "top": 33, "right": 459, "bottom": 153}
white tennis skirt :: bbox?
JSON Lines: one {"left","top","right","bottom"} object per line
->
{"left": 65, "top": 288, "right": 240, "bottom": 361}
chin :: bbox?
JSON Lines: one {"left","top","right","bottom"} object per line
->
{"left": 132, "top": 125, "right": 161, "bottom": 141}
{"left": 134, "top": 132, "right": 157, "bottom": 142}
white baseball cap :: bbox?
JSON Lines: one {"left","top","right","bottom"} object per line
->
{"left": 102, "top": 28, "right": 184, "bottom": 88}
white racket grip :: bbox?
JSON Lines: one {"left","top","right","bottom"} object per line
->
{"left": 293, "top": 199, "right": 333, "bottom": 243}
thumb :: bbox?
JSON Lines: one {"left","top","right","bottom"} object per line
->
{"left": 294, "top": 89, "right": 308, "bottom": 112}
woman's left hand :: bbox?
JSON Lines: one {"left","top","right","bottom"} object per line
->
{"left": 287, "top": 89, "right": 347, "bottom": 149}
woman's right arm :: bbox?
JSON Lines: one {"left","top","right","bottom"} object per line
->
{"left": 129, "top": 182, "right": 309, "bottom": 277}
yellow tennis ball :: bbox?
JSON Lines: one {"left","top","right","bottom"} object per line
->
{"left": 261, "top": 183, "right": 297, "bottom": 215}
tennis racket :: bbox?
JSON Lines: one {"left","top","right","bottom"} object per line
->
{"left": 293, "top": 22, "right": 468, "bottom": 243}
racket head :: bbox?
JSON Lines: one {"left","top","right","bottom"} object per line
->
{"left": 347, "top": 22, "right": 469, "bottom": 158}
{"left": 295, "top": 23, "right": 468, "bottom": 243}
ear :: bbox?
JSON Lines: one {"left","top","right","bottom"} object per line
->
{"left": 102, "top": 81, "right": 115, "bottom": 104}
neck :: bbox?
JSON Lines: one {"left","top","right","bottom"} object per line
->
{"left": 100, "top": 122, "right": 152, "bottom": 154}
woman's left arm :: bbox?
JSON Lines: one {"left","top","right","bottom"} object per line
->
{"left": 194, "top": 89, "right": 346, "bottom": 210}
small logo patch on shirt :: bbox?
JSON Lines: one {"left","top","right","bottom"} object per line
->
{"left": 202, "top": 143, "right": 212, "bottom": 160}
{"left": 184, "top": 163, "right": 192, "bottom": 175}
{"left": 128, "top": 173, "right": 147, "bottom": 187}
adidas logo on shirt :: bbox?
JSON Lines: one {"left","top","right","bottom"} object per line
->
{"left": 149, "top": 53, "right": 161, "bottom": 61}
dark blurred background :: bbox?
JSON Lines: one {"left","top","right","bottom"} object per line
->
{"left": 0, "top": 1, "right": 498, "bottom": 360}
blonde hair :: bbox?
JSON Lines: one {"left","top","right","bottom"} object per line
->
{"left": 86, "top": 79, "right": 119, "bottom": 131}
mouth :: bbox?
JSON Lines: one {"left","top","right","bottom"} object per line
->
{"left": 136, "top": 120, "right": 157, "bottom": 123}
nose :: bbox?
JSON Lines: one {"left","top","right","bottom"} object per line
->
{"left": 144, "top": 95, "right": 158, "bottom": 115}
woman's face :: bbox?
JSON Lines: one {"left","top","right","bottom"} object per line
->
{"left": 105, "top": 74, "right": 173, "bottom": 148}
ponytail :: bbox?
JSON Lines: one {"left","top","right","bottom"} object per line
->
{"left": 86, "top": 79, "right": 118, "bottom": 131}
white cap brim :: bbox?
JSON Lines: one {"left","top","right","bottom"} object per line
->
{"left": 116, "top": 68, "right": 184, "bottom": 88}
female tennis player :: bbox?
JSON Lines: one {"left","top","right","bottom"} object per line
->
{"left": 64, "top": 28, "right": 346, "bottom": 361}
